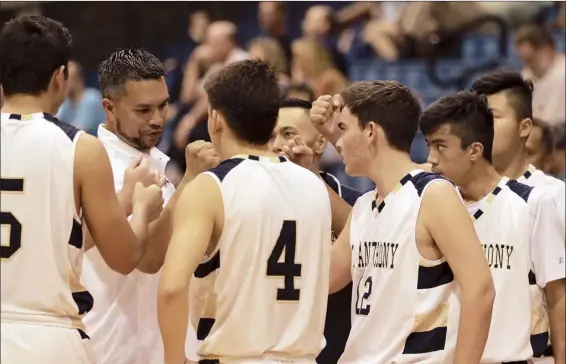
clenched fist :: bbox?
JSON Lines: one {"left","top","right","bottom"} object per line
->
{"left": 122, "top": 155, "right": 165, "bottom": 205}
{"left": 310, "top": 94, "right": 344, "bottom": 145}
{"left": 132, "top": 182, "right": 164, "bottom": 223}
{"left": 184, "top": 140, "right": 220, "bottom": 180}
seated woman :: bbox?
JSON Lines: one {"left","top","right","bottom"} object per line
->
{"left": 291, "top": 38, "right": 350, "bottom": 98}
{"left": 248, "top": 36, "right": 290, "bottom": 88}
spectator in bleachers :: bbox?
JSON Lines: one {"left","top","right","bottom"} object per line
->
{"left": 56, "top": 60, "right": 104, "bottom": 136}
{"left": 258, "top": 1, "right": 292, "bottom": 71}
{"left": 173, "top": 21, "right": 249, "bottom": 151}
{"left": 282, "top": 82, "right": 315, "bottom": 102}
{"left": 248, "top": 36, "right": 290, "bottom": 87}
{"left": 515, "top": 25, "right": 565, "bottom": 126}
{"left": 291, "top": 38, "right": 349, "bottom": 98}
{"left": 163, "top": 10, "right": 210, "bottom": 106}
{"left": 302, "top": 5, "right": 347, "bottom": 75}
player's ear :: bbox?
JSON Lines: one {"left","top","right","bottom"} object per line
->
{"left": 313, "top": 134, "right": 327, "bottom": 156}
{"left": 519, "top": 117, "right": 533, "bottom": 139}
{"left": 208, "top": 109, "right": 222, "bottom": 134}
{"left": 468, "top": 141, "right": 484, "bottom": 162}
{"left": 51, "top": 65, "right": 67, "bottom": 92}
{"left": 101, "top": 98, "right": 116, "bottom": 123}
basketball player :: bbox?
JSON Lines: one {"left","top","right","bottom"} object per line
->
{"left": 471, "top": 69, "right": 565, "bottom": 231}
{"left": 271, "top": 97, "right": 361, "bottom": 364}
{"left": 158, "top": 60, "right": 332, "bottom": 364}
{"left": 307, "top": 82, "right": 495, "bottom": 363}
{"left": 82, "top": 49, "right": 214, "bottom": 364}
{"left": 420, "top": 91, "right": 566, "bottom": 363}
{"left": 0, "top": 15, "right": 163, "bottom": 363}
{"left": 472, "top": 69, "right": 566, "bottom": 363}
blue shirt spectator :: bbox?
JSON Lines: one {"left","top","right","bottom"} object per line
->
{"left": 56, "top": 61, "right": 105, "bottom": 136}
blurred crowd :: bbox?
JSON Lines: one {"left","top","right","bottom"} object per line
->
{"left": 41, "top": 1, "right": 566, "bottom": 187}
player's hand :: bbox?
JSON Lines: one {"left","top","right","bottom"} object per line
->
{"left": 281, "top": 136, "right": 318, "bottom": 174}
{"left": 184, "top": 140, "right": 220, "bottom": 180}
{"left": 124, "top": 155, "right": 164, "bottom": 187}
{"left": 310, "top": 94, "right": 343, "bottom": 138}
{"left": 132, "top": 182, "right": 164, "bottom": 223}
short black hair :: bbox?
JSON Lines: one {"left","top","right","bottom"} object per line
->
{"left": 421, "top": 91, "right": 494, "bottom": 163}
{"left": 204, "top": 60, "right": 280, "bottom": 145}
{"left": 98, "top": 48, "right": 166, "bottom": 99}
{"left": 471, "top": 69, "right": 533, "bottom": 121}
{"left": 340, "top": 80, "right": 422, "bottom": 153}
{"left": 280, "top": 98, "right": 312, "bottom": 110}
{"left": 282, "top": 83, "right": 315, "bottom": 102}
{"left": 0, "top": 15, "right": 72, "bottom": 97}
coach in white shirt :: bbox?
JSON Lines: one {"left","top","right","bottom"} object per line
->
{"left": 82, "top": 49, "right": 218, "bottom": 364}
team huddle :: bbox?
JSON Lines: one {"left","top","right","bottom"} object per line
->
{"left": 1, "top": 15, "right": 565, "bottom": 364}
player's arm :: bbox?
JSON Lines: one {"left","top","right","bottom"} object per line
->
{"left": 325, "top": 181, "right": 352, "bottom": 237}
{"left": 158, "top": 174, "right": 221, "bottom": 364}
{"left": 530, "top": 193, "right": 566, "bottom": 363}
{"left": 136, "top": 141, "right": 219, "bottom": 273}
{"left": 75, "top": 134, "right": 150, "bottom": 274}
{"left": 330, "top": 212, "right": 353, "bottom": 293}
{"left": 134, "top": 178, "right": 191, "bottom": 273}
{"left": 421, "top": 181, "right": 495, "bottom": 364}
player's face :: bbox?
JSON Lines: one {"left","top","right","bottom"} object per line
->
{"left": 486, "top": 92, "right": 531, "bottom": 171}
{"left": 270, "top": 108, "right": 320, "bottom": 154}
{"left": 526, "top": 125, "right": 546, "bottom": 169}
{"left": 425, "top": 124, "right": 472, "bottom": 185}
{"left": 107, "top": 78, "right": 169, "bottom": 151}
{"left": 336, "top": 107, "right": 372, "bottom": 177}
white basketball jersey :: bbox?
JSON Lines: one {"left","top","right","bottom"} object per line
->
{"left": 518, "top": 164, "right": 565, "bottom": 232}
{"left": 341, "top": 170, "right": 459, "bottom": 364}
{"left": 194, "top": 154, "right": 331, "bottom": 362}
{"left": 1, "top": 112, "right": 91, "bottom": 331}
{"left": 466, "top": 177, "right": 533, "bottom": 362}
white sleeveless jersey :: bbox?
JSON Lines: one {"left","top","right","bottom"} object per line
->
{"left": 1, "top": 112, "right": 91, "bottom": 331}
{"left": 194, "top": 154, "right": 332, "bottom": 362}
{"left": 466, "top": 177, "right": 533, "bottom": 362}
{"left": 518, "top": 164, "right": 565, "bottom": 232}
{"left": 341, "top": 170, "right": 459, "bottom": 364}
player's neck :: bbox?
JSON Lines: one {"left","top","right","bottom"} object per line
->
{"left": 1, "top": 95, "right": 58, "bottom": 116}
{"left": 495, "top": 148, "right": 531, "bottom": 180}
{"left": 458, "top": 163, "right": 502, "bottom": 203}
{"left": 369, "top": 150, "right": 417, "bottom": 197}
{"left": 221, "top": 139, "right": 275, "bottom": 160}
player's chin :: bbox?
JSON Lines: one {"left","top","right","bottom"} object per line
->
{"left": 144, "top": 132, "right": 162, "bottom": 147}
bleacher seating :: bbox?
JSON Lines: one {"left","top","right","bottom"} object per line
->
{"left": 349, "top": 32, "right": 565, "bottom": 105}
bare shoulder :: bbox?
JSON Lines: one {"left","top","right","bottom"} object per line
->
{"left": 75, "top": 132, "right": 108, "bottom": 164}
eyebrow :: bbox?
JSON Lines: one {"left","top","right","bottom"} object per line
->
{"left": 135, "top": 97, "right": 170, "bottom": 108}
{"left": 428, "top": 137, "right": 447, "bottom": 144}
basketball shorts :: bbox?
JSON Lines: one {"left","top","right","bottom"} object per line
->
{"left": 1, "top": 322, "right": 95, "bottom": 364}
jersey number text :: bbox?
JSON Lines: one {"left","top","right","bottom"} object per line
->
{"left": 355, "top": 276, "right": 372, "bottom": 315}
{"left": 1, "top": 178, "right": 24, "bottom": 260}
{"left": 267, "top": 220, "right": 302, "bottom": 301}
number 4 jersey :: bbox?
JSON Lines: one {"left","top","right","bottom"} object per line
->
{"left": 341, "top": 170, "right": 459, "bottom": 364}
{"left": 0, "top": 113, "right": 92, "bottom": 330}
{"left": 191, "top": 154, "right": 332, "bottom": 363}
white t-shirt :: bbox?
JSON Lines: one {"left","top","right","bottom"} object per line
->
{"left": 81, "top": 125, "right": 197, "bottom": 364}
{"left": 518, "top": 165, "right": 565, "bottom": 233}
